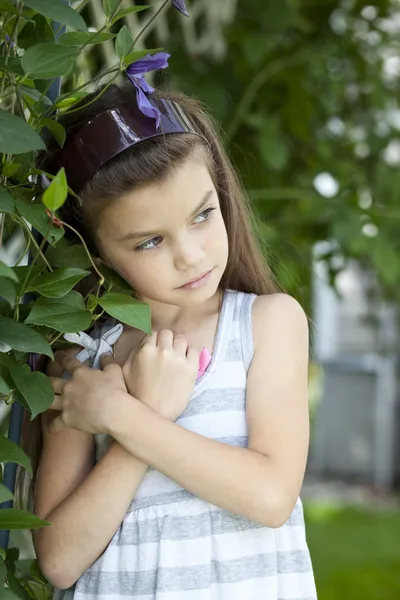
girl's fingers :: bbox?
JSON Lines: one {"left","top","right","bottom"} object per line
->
{"left": 99, "top": 353, "right": 118, "bottom": 370}
{"left": 49, "top": 376, "right": 66, "bottom": 394}
{"left": 186, "top": 346, "right": 200, "bottom": 368}
{"left": 49, "top": 394, "right": 63, "bottom": 411}
{"left": 157, "top": 330, "right": 174, "bottom": 348}
{"left": 55, "top": 352, "right": 86, "bottom": 374}
{"left": 173, "top": 333, "right": 188, "bottom": 356}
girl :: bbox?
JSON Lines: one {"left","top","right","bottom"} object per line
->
{"left": 29, "top": 80, "right": 317, "bottom": 599}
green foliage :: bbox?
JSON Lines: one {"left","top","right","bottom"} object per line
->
{"left": 0, "top": 1, "right": 179, "bottom": 596}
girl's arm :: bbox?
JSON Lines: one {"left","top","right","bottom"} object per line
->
{"left": 33, "top": 350, "right": 148, "bottom": 590}
{"left": 107, "top": 293, "right": 310, "bottom": 528}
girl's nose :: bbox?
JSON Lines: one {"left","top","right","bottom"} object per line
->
{"left": 173, "top": 234, "right": 206, "bottom": 271}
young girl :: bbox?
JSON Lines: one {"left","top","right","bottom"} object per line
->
{"left": 30, "top": 80, "right": 317, "bottom": 599}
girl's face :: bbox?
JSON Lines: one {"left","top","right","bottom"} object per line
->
{"left": 95, "top": 154, "right": 229, "bottom": 307}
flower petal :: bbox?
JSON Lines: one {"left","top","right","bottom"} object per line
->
{"left": 171, "top": 0, "right": 189, "bottom": 17}
{"left": 132, "top": 81, "right": 162, "bottom": 128}
{"left": 126, "top": 52, "right": 170, "bottom": 76}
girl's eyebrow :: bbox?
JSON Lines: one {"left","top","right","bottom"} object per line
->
{"left": 117, "top": 190, "right": 215, "bottom": 243}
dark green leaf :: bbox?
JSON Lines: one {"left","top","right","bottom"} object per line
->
{"left": 0, "top": 1, "right": 19, "bottom": 15}
{"left": 0, "top": 483, "right": 13, "bottom": 503}
{"left": 0, "top": 509, "right": 49, "bottom": 530}
{"left": 0, "top": 278, "right": 16, "bottom": 308}
{"left": 19, "top": 84, "right": 52, "bottom": 107}
{"left": 98, "top": 264, "right": 132, "bottom": 290}
{"left": 58, "top": 31, "right": 117, "bottom": 46}
{"left": 0, "top": 316, "right": 53, "bottom": 359}
{"left": 18, "top": 13, "right": 55, "bottom": 50}
{"left": 10, "top": 364, "right": 54, "bottom": 419}
{"left": 0, "top": 556, "right": 6, "bottom": 587}
{"left": 25, "top": 297, "right": 92, "bottom": 333}
{"left": 29, "top": 267, "right": 89, "bottom": 298}
{"left": 13, "top": 265, "right": 44, "bottom": 297}
{"left": 15, "top": 197, "right": 64, "bottom": 244}
{"left": 41, "top": 168, "right": 68, "bottom": 211}
{"left": 96, "top": 293, "right": 151, "bottom": 333}
{"left": 0, "top": 262, "right": 18, "bottom": 283}
{"left": 0, "top": 110, "right": 45, "bottom": 154}
{"left": 0, "top": 188, "right": 15, "bottom": 213}
{"left": 23, "top": 0, "right": 87, "bottom": 31}
{"left": 115, "top": 25, "right": 133, "bottom": 60}
{"left": 22, "top": 43, "right": 79, "bottom": 79}
{"left": 0, "top": 57, "right": 24, "bottom": 76}
{"left": 111, "top": 5, "right": 150, "bottom": 24}
{"left": 0, "top": 372, "right": 10, "bottom": 395}
{"left": 0, "top": 436, "right": 32, "bottom": 476}
{"left": 39, "top": 118, "right": 65, "bottom": 148}
{"left": 2, "top": 163, "right": 22, "bottom": 178}
{"left": 45, "top": 241, "right": 91, "bottom": 269}
{"left": 1, "top": 590, "right": 20, "bottom": 600}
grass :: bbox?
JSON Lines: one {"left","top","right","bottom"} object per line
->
{"left": 304, "top": 502, "right": 400, "bottom": 600}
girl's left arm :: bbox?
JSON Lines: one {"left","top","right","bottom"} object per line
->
{"left": 109, "top": 293, "right": 310, "bottom": 528}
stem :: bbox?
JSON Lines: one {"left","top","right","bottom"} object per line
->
{"left": 14, "top": 236, "right": 31, "bottom": 267}
{"left": 60, "top": 220, "right": 105, "bottom": 284}
{"left": 0, "top": 3, "right": 23, "bottom": 97}
{"left": 61, "top": 69, "right": 120, "bottom": 116}
{"left": 130, "top": 0, "right": 170, "bottom": 52}
{"left": 0, "top": 213, "right": 4, "bottom": 247}
{"left": 12, "top": 215, "right": 53, "bottom": 271}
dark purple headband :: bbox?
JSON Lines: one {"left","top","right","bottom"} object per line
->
{"left": 54, "top": 98, "right": 204, "bottom": 194}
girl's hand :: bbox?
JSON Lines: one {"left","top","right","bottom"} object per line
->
{"left": 122, "top": 330, "right": 199, "bottom": 421}
{"left": 48, "top": 351, "right": 129, "bottom": 435}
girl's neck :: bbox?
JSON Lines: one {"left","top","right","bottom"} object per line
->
{"left": 144, "top": 288, "right": 223, "bottom": 334}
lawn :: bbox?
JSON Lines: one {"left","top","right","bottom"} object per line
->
{"left": 304, "top": 502, "right": 400, "bottom": 600}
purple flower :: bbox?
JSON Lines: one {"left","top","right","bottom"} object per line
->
{"left": 171, "top": 0, "right": 189, "bottom": 17}
{"left": 126, "top": 52, "right": 170, "bottom": 128}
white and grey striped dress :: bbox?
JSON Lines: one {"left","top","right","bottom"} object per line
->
{"left": 56, "top": 289, "right": 317, "bottom": 600}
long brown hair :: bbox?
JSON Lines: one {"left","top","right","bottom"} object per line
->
{"left": 20, "top": 81, "right": 280, "bottom": 509}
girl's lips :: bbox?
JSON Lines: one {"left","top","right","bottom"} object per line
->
{"left": 178, "top": 269, "right": 213, "bottom": 289}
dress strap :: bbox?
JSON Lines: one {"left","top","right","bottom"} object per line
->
{"left": 239, "top": 292, "right": 257, "bottom": 372}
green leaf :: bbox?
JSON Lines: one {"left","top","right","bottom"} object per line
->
{"left": 102, "top": 0, "right": 121, "bottom": 18}
{"left": 123, "top": 47, "right": 164, "bottom": 66}
{"left": 0, "top": 316, "right": 53, "bottom": 359}
{"left": 10, "top": 364, "right": 54, "bottom": 419}
{"left": 0, "top": 262, "right": 18, "bottom": 283}
{"left": 111, "top": 5, "right": 150, "bottom": 24}
{"left": 0, "top": 372, "right": 10, "bottom": 395}
{"left": 0, "top": 110, "right": 45, "bottom": 155}
{"left": 98, "top": 264, "right": 132, "bottom": 290}
{"left": 29, "top": 267, "right": 89, "bottom": 298}
{"left": 1, "top": 591, "right": 20, "bottom": 600}
{"left": 0, "top": 509, "right": 49, "bottom": 530}
{"left": 0, "top": 57, "right": 24, "bottom": 76}
{"left": 25, "top": 297, "right": 92, "bottom": 333}
{"left": 0, "top": 436, "right": 32, "bottom": 476}
{"left": 45, "top": 241, "right": 91, "bottom": 269}
{"left": 18, "top": 13, "right": 55, "bottom": 50}
{"left": 41, "top": 168, "right": 68, "bottom": 211}
{"left": 0, "top": 188, "right": 15, "bottom": 213}
{"left": 22, "top": 43, "right": 79, "bottom": 79}
{"left": 23, "top": 0, "right": 87, "bottom": 31}
{"left": 29, "top": 559, "right": 48, "bottom": 585}
{"left": 2, "top": 163, "right": 22, "bottom": 178}
{"left": 0, "top": 278, "right": 16, "bottom": 308}
{"left": 20, "top": 84, "right": 52, "bottom": 107}
{"left": 39, "top": 118, "right": 65, "bottom": 148}
{"left": 115, "top": 25, "right": 133, "bottom": 60}
{"left": 15, "top": 197, "right": 64, "bottom": 244}
{"left": 58, "top": 31, "right": 117, "bottom": 46}
{"left": 0, "top": 483, "right": 13, "bottom": 503}
{"left": 0, "top": 0, "right": 19, "bottom": 15}
{"left": 96, "top": 293, "right": 151, "bottom": 334}
{"left": 0, "top": 556, "right": 6, "bottom": 587}
{"left": 13, "top": 265, "right": 44, "bottom": 297}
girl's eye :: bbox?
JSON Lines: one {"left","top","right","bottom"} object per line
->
{"left": 193, "top": 207, "right": 216, "bottom": 224}
{"left": 135, "top": 236, "right": 162, "bottom": 252}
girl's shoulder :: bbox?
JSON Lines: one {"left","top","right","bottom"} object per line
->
{"left": 251, "top": 293, "right": 309, "bottom": 352}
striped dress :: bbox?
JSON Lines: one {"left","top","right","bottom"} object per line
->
{"left": 55, "top": 289, "right": 317, "bottom": 600}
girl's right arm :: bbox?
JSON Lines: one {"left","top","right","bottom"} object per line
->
{"left": 33, "top": 349, "right": 149, "bottom": 591}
